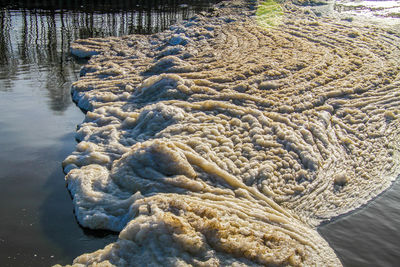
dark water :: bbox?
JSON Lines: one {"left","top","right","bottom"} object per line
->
{"left": 0, "top": 1, "right": 218, "bottom": 266}
{"left": 319, "top": 179, "right": 400, "bottom": 267}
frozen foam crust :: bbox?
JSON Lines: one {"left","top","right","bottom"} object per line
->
{"left": 60, "top": 0, "right": 400, "bottom": 266}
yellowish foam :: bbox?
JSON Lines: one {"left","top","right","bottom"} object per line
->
{"left": 59, "top": 0, "right": 400, "bottom": 265}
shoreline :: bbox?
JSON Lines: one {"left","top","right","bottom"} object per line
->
{"left": 59, "top": 0, "right": 400, "bottom": 265}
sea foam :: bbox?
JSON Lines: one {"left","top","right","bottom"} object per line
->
{"left": 58, "top": 0, "right": 400, "bottom": 266}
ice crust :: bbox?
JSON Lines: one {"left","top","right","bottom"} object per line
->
{"left": 60, "top": 0, "right": 400, "bottom": 266}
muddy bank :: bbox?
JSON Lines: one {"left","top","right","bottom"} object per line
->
{"left": 59, "top": 0, "right": 400, "bottom": 265}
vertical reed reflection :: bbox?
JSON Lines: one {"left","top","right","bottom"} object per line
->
{"left": 0, "top": 0, "right": 218, "bottom": 109}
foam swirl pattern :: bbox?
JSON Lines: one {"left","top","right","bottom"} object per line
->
{"left": 60, "top": 0, "right": 400, "bottom": 266}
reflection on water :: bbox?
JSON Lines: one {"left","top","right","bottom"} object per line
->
{"left": 0, "top": 1, "right": 218, "bottom": 266}
{"left": 0, "top": 0, "right": 218, "bottom": 111}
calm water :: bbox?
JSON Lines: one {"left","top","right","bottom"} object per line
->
{"left": 0, "top": 1, "right": 218, "bottom": 266}
{"left": 0, "top": 0, "right": 399, "bottom": 266}
{"left": 319, "top": 179, "right": 400, "bottom": 267}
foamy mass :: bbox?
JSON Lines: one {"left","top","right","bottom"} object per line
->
{"left": 58, "top": 0, "right": 400, "bottom": 266}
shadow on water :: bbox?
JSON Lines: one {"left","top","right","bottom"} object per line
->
{"left": 37, "top": 132, "right": 117, "bottom": 266}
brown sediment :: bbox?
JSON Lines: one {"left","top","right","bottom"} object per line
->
{"left": 59, "top": 0, "right": 400, "bottom": 266}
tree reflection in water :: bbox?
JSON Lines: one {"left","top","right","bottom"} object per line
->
{"left": 0, "top": 0, "right": 218, "bottom": 111}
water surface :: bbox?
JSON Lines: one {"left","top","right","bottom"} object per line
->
{"left": 319, "top": 179, "right": 400, "bottom": 266}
